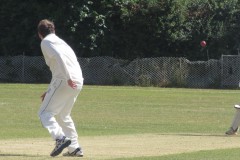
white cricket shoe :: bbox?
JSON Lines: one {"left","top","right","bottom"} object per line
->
{"left": 63, "top": 148, "right": 84, "bottom": 157}
{"left": 50, "top": 136, "right": 71, "bottom": 157}
{"left": 234, "top": 104, "right": 240, "bottom": 109}
{"left": 225, "top": 127, "right": 238, "bottom": 135}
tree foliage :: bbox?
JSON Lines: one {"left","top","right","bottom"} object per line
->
{"left": 0, "top": 0, "right": 240, "bottom": 60}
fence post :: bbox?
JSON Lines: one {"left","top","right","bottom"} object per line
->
{"left": 22, "top": 52, "right": 25, "bottom": 83}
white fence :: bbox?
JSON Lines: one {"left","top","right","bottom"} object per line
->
{"left": 0, "top": 55, "right": 239, "bottom": 88}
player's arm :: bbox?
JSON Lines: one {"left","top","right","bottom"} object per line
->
{"left": 52, "top": 48, "right": 78, "bottom": 89}
{"left": 40, "top": 40, "right": 55, "bottom": 66}
{"left": 40, "top": 41, "right": 55, "bottom": 101}
{"left": 59, "top": 58, "right": 77, "bottom": 89}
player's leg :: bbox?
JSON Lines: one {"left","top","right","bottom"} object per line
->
{"left": 57, "top": 86, "right": 83, "bottom": 156}
{"left": 57, "top": 113, "right": 83, "bottom": 157}
{"left": 38, "top": 79, "right": 71, "bottom": 156}
{"left": 225, "top": 105, "right": 240, "bottom": 135}
{"left": 38, "top": 79, "right": 67, "bottom": 139}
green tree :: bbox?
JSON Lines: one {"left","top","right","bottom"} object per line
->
{"left": 183, "top": 0, "right": 240, "bottom": 60}
{"left": 1, "top": 0, "right": 240, "bottom": 61}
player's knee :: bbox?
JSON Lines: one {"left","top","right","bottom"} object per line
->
{"left": 39, "top": 112, "right": 53, "bottom": 124}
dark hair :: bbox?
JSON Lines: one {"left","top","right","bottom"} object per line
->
{"left": 38, "top": 19, "right": 55, "bottom": 38}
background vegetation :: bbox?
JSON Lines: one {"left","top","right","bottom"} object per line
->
{"left": 1, "top": 0, "right": 240, "bottom": 60}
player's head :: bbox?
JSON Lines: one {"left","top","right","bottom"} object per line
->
{"left": 38, "top": 19, "right": 55, "bottom": 39}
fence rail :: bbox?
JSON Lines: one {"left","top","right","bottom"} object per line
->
{"left": 0, "top": 55, "right": 239, "bottom": 88}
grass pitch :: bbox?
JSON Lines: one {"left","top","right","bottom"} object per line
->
{"left": 1, "top": 84, "right": 240, "bottom": 159}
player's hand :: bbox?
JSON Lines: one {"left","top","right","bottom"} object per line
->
{"left": 68, "top": 79, "right": 77, "bottom": 89}
{"left": 41, "top": 92, "right": 46, "bottom": 101}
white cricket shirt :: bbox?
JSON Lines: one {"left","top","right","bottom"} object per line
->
{"left": 40, "top": 34, "right": 83, "bottom": 84}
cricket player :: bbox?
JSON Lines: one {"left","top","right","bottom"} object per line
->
{"left": 225, "top": 104, "right": 240, "bottom": 135}
{"left": 37, "top": 19, "right": 84, "bottom": 157}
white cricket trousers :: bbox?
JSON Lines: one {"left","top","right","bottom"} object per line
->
{"left": 38, "top": 78, "right": 82, "bottom": 153}
{"left": 231, "top": 108, "right": 240, "bottom": 130}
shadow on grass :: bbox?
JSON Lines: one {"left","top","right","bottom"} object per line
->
{"left": 0, "top": 153, "right": 42, "bottom": 157}
{"left": 159, "top": 133, "right": 237, "bottom": 137}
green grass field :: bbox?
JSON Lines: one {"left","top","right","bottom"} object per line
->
{"left": 1, "top": 84, "right": 240, "bottom": 159}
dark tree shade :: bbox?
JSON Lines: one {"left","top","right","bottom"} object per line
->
{"left": 0, "top": 0, "right": 240, "bottom": 61}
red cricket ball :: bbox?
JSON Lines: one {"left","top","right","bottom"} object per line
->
{"left": 200, "top": 41, "right": 207, "bottom": 47}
